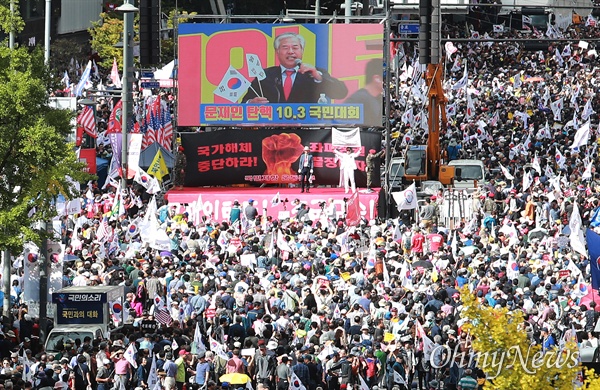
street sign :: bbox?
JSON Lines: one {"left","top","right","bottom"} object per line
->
{"left": 398, "top": 24, "right": 419, "bottom": 34}
{"left": 141, "top": 71, "right": 155, "bottom": 79}
{"left": 141, "top": 81, "right": 160, "bottom": 88}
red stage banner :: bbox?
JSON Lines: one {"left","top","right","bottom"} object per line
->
{"left": 180, "top": 130, "right": 382, "bottom": 187}
{"left": 177, "top": 23, "right": 384, "bottom": 127}
{"left": 165, "top": 188, "right": 380, "bottom": 222}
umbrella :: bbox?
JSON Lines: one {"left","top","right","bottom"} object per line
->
{"left": 219, "top": 373, "right": 251, "bottom": 385}
{"left": 411, "top": 260, "right": 434, "bottom": 270}
{"left": 579, "top": 290, "right": 600, "bottom": 312}
{"left": 528, "top": 228, "right": 548, "bottom": 241}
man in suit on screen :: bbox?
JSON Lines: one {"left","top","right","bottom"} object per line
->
{"left": 243, "top": 32, "right": 348, "bottom": 104}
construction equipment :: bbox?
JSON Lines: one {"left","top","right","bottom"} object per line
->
{"left": 403, "top": 62, "right": 447, "bottom": 183}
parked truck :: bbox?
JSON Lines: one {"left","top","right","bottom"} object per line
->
{"left": 45, "top": 285, "right": 124, "bottom": 354}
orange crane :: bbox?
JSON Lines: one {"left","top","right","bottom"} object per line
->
{"left": 402, "top": 62, "right": 448, "bottom": 183}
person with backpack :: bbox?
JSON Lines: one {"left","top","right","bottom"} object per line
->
{"left": 72, "top": 354, "right": 92, "bottom": 390}
{"left": 364, "top": 349, "right": 380, "bottom": 387}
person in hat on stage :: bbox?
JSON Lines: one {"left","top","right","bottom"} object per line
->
{"left": 298, "top": 146, "right": 314, "bottom": 193}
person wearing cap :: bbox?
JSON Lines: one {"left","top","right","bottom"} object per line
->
{"left": 365, "top": 148, "right": 384, "bottom": 192}
{"left": 230, "top": 200, "right": 242, "bottom": 224}
{"left": 194, "top": 352, "right": 211, "bottom": 387}
{"left": 276, "top": 355, "right": 293, "bottom": 390}
{"left": 162, "top": 353, "right": 177, "bottom": 390}
{"left": 96, "top": 358, "right": 113, "bottom": 390}
{"left": 298, "top": 146, "right": 314, "bottom": 193}
{"left": 245, "top": 199, "right": 259, "bottom": 224}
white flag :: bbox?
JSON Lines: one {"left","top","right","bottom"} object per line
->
{"left": 134, "top": 167, "right": 153, "bottom": 189}
{"left": 493, "top": 24, "right": 504, "bottom": 33}
{"left": 359, "top": 375, "right": 370, "bottom": 390}
{"left": 110, "top": 58, "right": 122, "bottom": 88}
{"left": 550, "top": 97, "right": 564, "bottom": 121}
{"left": 277, "top": 229, "right": 293, "bottom": 253}
{"left": 444, "top": 41, "right": 458, "bottom": 59}
{"left": 569, "top": 201, "right": 587, "bottom": 256}
{"left": 583, "top": 161, "right": 593, "bottom": 180}
{"left": 147, "top": 355, "right": 158, "bottom": 389}
{"left": 246, "top": 54, "right": 266, "bottom": 80}
{"left": 74, "top": 61, "right": 92, "bottom": 97}
{"left": 506, "top": 252, "right": 520, "bottom": 280}
{"left": 531, "top": 155, "right": 542, "bottom": 175}
{"left": 522, "top": 170, "right": 532, "bottom": 192}
{"left": 172, "top": 338, "right": 179, "bottom": 351}
{"left": 513, "top": 73, "right": 522, "bottom": 89}
{"left": 522, "top": 15, "right": 532, "bottom": 24}
{"left": 332, "top": 127, "right": 361, "bottom": 147}
{"left": 271, "top": 192, "right": 280, "bottom": 207}
{"left": 214, "top": 66, "right": 251, "bottom": 103}
{"left": 499, "top": 163, "right": 514, "bottom": 181}
{"left": 555, "top": 147, "right": 566, "bottom": 169}
{"left": 289, "top": 371, "right": 307, "bottom": 390}
{"left": 392, "top": 183, "right": 417, "bottom": 210}
{"left": 582, "top": 98, "right": 595, "bottom": 120}
{"left": 451, "top": 64, "right": 468, "bottom": 90}
{"left": 194, "top": 322, "right": 206, "bottom": 353}
{"left": 22, "top": 348, "right": 31, "bottom": 382}
{"left": 124, "top": 343, "right": 138, "bottom": 368}
{"left": 393, "top": 370, "right": 407, "bottom": 385}
{"left": 570, "top": 120, "right": 591, "bottom": 150}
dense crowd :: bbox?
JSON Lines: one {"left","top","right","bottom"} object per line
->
{"left": 3, "top": 12, "right": 600, "bottom": 390}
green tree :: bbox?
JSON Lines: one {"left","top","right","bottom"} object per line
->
{"left": 89, "top": 13, "right": 123, "bottom": 69}
{"left": 459, "top": 286, "right": 600, "bottom": 389}
{"left": 0, "top": 43, "right": 89, "bottom": 252}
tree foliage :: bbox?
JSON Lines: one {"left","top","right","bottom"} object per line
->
{"left": 459, "top": 286, "right": 600, "bottom": 389}
{"left": 0, "top": 43, "right": 89, "bottom": 251}
{"left": 89, "top": 13, "right": 123, "bottom": 69}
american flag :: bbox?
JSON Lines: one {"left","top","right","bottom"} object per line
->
{"left": 140, "top": 96, "right": 174, "bottom": 150}
{"left": 141, "top": 97, "right": 160, "bottom": 149}
{"left": 96, "top": 216, "right": 110, "bottom": 243}
{"left": 159, "top": 105, "right": 173, "bottom": 150}
{"left": 77, "top": 106, "right": 97, "bottom": 138}
{"left": 155, "top": 309, "right": 173, "bottom": 326}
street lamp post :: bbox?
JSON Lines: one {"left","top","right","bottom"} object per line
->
{"left": 116, "top": 1, "right": 139, "bottom": 188}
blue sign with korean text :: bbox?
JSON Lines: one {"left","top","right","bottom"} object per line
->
{"left": 199, "top": 103, "right": 364, "bottom": 126}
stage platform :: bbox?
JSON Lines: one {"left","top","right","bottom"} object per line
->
{"left": 164, "top": 186, "right": 382, "bottom": 222}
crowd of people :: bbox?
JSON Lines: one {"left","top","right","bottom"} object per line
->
{"left": 3, "top": 11, "right": 600, "bottom": 390}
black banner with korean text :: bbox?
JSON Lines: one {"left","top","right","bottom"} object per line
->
{"left": 181, "top": 130, "right": 382, "bottom": 187}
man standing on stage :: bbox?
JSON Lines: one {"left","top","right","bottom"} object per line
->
{"left": 365, "top": 148, "right": 384, "bottom": 193}
{"left": 333, "top": 147, "right": 361, "bottom": 194}
{"left": 298, "top": 146, "right": 314, "bottom": 193}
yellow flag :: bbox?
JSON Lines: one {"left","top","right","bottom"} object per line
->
{"left": 148, "top": 149, "right": 168, "bottom": 181}
{"left": 340, "top": 272, "right": 351, "bottom": 281}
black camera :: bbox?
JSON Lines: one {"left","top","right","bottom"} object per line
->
{"left": 319, "top": 201, "right": 326, "bottom": 209}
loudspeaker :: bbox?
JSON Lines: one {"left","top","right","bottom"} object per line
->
{"left": 140, "top": 0, "right": 160, "bottom": 66}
